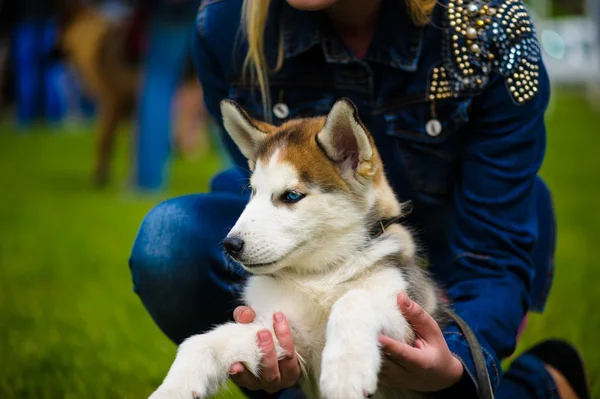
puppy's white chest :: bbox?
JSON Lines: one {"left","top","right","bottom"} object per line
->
{"left": 243, "top": 275, "right": 348, "bottom": 330}
{"left": 242, "top": 269, "right": 419, "bottom": 399}
{"left": 244, "top": 275, "right": 336, "bottom": 339}
{"left": 243, "top": 276, "right": 341, "bottom": 381}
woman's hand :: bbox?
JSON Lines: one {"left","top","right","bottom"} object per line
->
{"left": 229, "top": 306, "right": 301, "bottom": 393}
{"left": 378, "top": 293, "right": 464, "bottom": 392}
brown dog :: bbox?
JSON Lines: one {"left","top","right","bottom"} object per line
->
{"left": 54, "top": 1, "right": 140, "bottom": 186}
{"left": 55, "top": 2, "right": 210, "bottom": 186}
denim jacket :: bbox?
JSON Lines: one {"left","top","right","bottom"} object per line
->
{"left": 192, "top": 0, "right": 552, "bottom": 394}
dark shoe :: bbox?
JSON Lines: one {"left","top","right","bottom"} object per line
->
{"left": 527, "top": 339, "right": 590, "bottom": 399}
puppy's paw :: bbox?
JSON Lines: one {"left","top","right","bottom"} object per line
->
{"left": 149, "top": 382, "right": 208, "bottom": 399}
{"left": 149, "top": 344, "right": 223, "bottom": 399}
{"left": 319, "top": 344, "right": 380, "bottom": 399}
{"left": 149, "top": 365, "right": 214, "bottom": 399}
{"left": 319, "top": 368, "right": 378, "bottom": 399}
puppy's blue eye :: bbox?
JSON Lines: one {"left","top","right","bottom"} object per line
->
{"left": 282, "top": 190, "right": 305, "bottom": 203}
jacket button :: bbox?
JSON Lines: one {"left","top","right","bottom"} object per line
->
{"left": 273, "top": 103, "right": 289, "bottom": 119}
{"left": 426, "top": 119, "right": 442, "bottom": 136}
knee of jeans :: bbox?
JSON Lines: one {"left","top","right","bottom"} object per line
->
{"left": 128, "top": 194, "right": 247, "bottom": 343}
{"left": 128, "top": 196, "right": 210, "bottom": 293}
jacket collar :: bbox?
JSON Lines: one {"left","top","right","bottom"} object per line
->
{"left": 276, "top": 0, "right": 425, "bottom": 71}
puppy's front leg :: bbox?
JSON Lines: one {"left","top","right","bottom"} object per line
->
{"left": 319, "top": 289, "right": 411, "bottom": 399}
{"left": 150, "top": 321, "right": 282, "bottom": 399}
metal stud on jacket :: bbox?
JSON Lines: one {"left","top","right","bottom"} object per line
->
{"left": 429, "top": 0, "right": 541, "bottom": 105}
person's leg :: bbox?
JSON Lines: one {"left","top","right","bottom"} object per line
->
{"left": 129, "top": 192, "right": 248, "bottom": 342}
{"left": 496, "top": 352, "right": 560, "bottom": 399}
{"left": 13, "top": 19, "right": 41, "bottom": 128}
{"left": 0, "top": 35, "right": 9, "bottom": 108}
{"left": 498, "top": 339, "right": 590, "bottom": 399}
{"left": 134, "top": 17, "right": 193, "bottom": 191}
{"left": 42, "top": 18, "right": 67, "bottom": 126}
{"left": 129, "top": 168, "right": 305, "bottom": 399}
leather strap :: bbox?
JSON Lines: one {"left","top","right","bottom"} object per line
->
{"left": 446, "top": 310, "right": 495, "bottom": 399}
{"left": 369, "top": 215, "right": 404, "bottom": 238}
{"left": 369, "top": 208, "right": 492, "bottom": 398}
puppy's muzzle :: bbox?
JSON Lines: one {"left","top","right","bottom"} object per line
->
{"left": 223, "top": 236, "right": 245, "bottom": 259}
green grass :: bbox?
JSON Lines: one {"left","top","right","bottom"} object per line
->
{"left": 0, "top": 90, "right": 599, "bottom": 398}
{"left": 0, "top": 125, "right": 243, "bottom": 399}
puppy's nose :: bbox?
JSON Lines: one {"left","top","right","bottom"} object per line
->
{"left": 224, "top": 236, "right": 245, "bottom": 258}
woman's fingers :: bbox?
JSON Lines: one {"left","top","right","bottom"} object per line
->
{"left": 378, "top": 334, "right": 423, "bottom": 366}
{"left": 397, "top": 293, "right": 442, "bottom": 345}
{"left": 229, "top": 363, "right": 261, "bottom": 390}
{"left": 233, "top": 306, "right": 256, "bottom": 324}
{"left": 230, "top": 309, "right": 301, "bottom": 393}
{"left": 273, "top": 313, "right": 301, "bottom": 386}
{"left": 230, "top": 329, "right": 283, "bottom": 392}
{"left": 256, "top": 329, "right": 282, "bottom": 393}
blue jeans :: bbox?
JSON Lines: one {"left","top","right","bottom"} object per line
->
{"left": 134, "top": 18, "right": 194, "bottom": 191}
{"left": 129, "top": 168, "right": 559, "bottom": 399}
{"left": 13, "top": 19, "right": 67, "bottom": 127}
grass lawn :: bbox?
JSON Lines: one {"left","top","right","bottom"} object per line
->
{"left": 1, "top": 89, "right": 599, "bottom": 398}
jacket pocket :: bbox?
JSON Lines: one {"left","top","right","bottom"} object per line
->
{"left": 383, "top": 98, "right": 472, "bottom": 197}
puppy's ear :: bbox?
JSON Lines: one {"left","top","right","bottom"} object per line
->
{"left": 221, "top": 100, "right": 275, "bottom": 163}
{"left": 317, "top": 98, "right": 375, "bottom": 179}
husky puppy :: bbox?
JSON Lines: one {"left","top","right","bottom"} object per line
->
{"left": 150, "top": 98, "right": 448, "bottom": 399}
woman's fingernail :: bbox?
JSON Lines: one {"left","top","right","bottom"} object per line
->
{"left": 274, "top": 312, "right": 284, "bottom": 323}
{"left": 233, "top": 308, "right": 242, "bottom": 320}
{"left": 258, "top": 330, "right": 271, "bottom": 344}
{"left": 404, "top": 294, "right": 412, "bottom": 308}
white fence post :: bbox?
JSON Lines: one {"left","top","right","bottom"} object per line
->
{"left": 527, "top": 0, "right": 600, "bottom": 107}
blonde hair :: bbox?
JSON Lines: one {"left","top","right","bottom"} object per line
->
{"left": 241, "top": 0, "right": 437, "bottom": 117}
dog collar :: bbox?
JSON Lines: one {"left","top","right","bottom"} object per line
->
{"left": 369, "top": 215, "right": 404, "bottom": 239}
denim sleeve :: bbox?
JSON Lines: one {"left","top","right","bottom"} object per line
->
{"left": 441, "top": 59, "right": 551, "bottom": 395}
{"left": 191, "top": 6, "right": 247, "bottom": 166}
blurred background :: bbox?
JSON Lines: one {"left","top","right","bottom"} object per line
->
{"left": 0, "top": 0, "right": 598, "bottom": 398}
